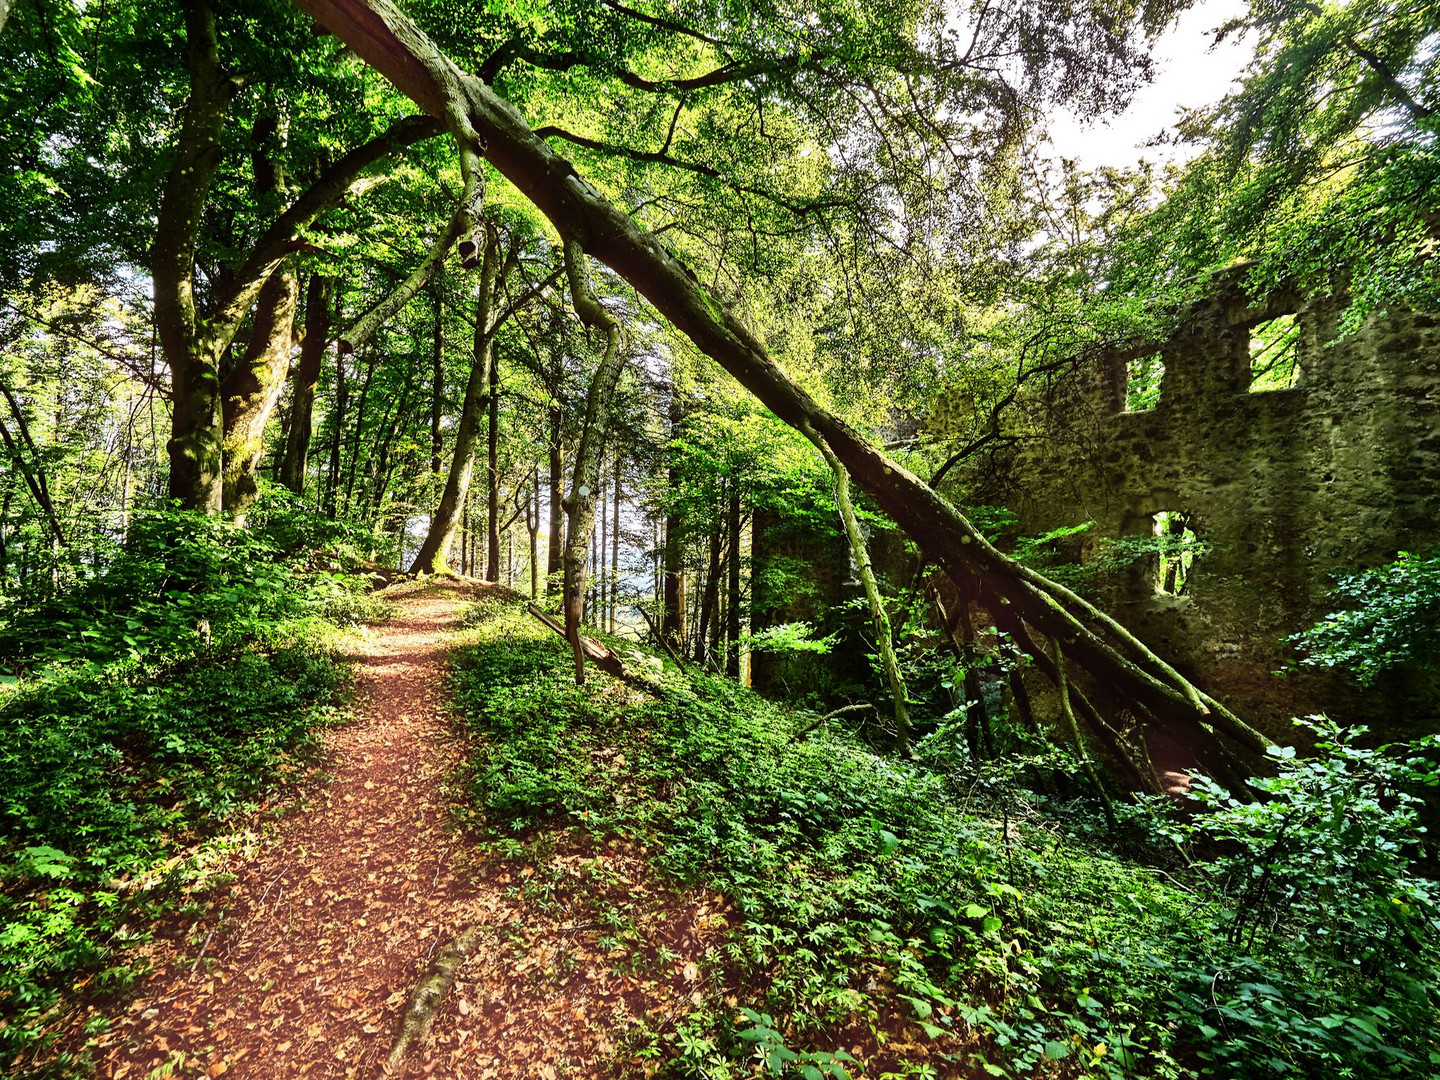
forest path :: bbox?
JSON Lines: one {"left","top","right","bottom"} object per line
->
{"left": 74, "top": 581, "right": 705, "bottom": 1080}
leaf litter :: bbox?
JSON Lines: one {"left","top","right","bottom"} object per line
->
{"left": 31, "top": 582, "right": 730, "bottom": 1079}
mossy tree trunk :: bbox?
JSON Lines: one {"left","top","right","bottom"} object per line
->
{"left": 560, "top": 236, "right": 625, "bottom": 683}
{"left": 816, "top": 433, "right": 911, "bottom": 754}
{"left": 278, "top": 273, "right": 334, "bottom": 494}
{"left": 411, "top": 227, "right": 504, "bottom": 574}
{"left": 221, "top": 263, "right": 300, "bottom": 516}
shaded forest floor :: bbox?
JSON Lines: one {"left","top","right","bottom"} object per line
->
{"left": 37, "top": 583, "right": 728, "bottom": 1079}
{"left": 20, "top": 581, "right": 1435, "bottom": 1080}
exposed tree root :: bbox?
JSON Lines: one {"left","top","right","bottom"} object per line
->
{"left": 383, "top": 925, "right": 480, "bottom": 1076}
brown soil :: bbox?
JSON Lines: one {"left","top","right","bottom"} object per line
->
{"left": 49, "top": 582, "right": 724, "bottom": 1080}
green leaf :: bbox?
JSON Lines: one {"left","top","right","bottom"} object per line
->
{"left": 767, "top": 1045, "right": 800, "bottom": 1074}
{"left": 1346, "top": 1016, "right": 1382, "bottom": 1040}
{"left": 900, "top": 994, "right": 933, "bottom": 1019}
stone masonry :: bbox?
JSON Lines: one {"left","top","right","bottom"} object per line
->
{"left": 963, "top": 281, "right": 1440, "bottom": 740}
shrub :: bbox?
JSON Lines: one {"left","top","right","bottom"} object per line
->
{"left": 0, "top": 507, "right": 370, "bottom": 1063}
{"left": 450, "top": 603, "right": 1440, "bottom": 1079}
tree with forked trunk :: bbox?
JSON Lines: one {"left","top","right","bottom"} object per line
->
{"left": 152, "top": 0, "right": 446, "bottom": 514}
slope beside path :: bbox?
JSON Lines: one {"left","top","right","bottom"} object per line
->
{"left": 43, "top": 581, "right": 718, "bottom": 1080}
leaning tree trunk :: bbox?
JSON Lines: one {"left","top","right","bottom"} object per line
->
{"left": 294, "top": 0, "right": 1274, "bottom": 761}
{"left": 221, "top": 263, "right": 301, "bottom": 515}
{"left": 279, "top": 273, "right": 334, "bottom": 494}
{"left": 411, "top": 228, "right": 501, "bottom": 574}
{"left": 560, "top": 237, "right": 625, "bottom": 683}
{"left": 335, "top": 202, "right": 465, "bottom": 355}
{"left": 817, "top": 435, "right": 912, "bottom": 754}
{"left": 485, "top": 324, "right": 501, "bottom": 580}
{"left": 0, "top": 385, "right": 65, "bottom": 548}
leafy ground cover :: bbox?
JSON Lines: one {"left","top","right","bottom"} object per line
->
{"left": 0, "top": 501, "right": 384, "bottom": 1067}
{"left": 450, "top": 597, "right": 1440, "bottom": 1080}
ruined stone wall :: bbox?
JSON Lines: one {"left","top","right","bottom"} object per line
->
{"left": 973, "top": 286, "right": 1440, "bottom": 739}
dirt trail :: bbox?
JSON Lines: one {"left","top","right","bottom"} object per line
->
{"left": 70, "top": 582, "right": 720, "bottom": 1080}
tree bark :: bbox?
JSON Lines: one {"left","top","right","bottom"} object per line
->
{"left": 0, "top": 382, "right": 64, "bottom": 547}
{"left": 485, "top": 322, "right": 501, "bottom": 579}
{"left": 412, "top": 227, "right": 502, "bottom": 573}
{"left": 660, "top": 399, "right": 687, "bottom": 651}
{"left": 279, "top": 273, "right": 334, "bottom": 493}
{"left": 560, "top": 236, "right": 625, "bottom": 682}
{"left": 221, "top": 263, "right": 300, "bottom": 515}
{"left": 525, "top": 468, "right": 540, "bottom": 597}
{"left": 340, "top": 348, "right": 376, "bottom": 517}
{"left": 725, "top": 483, "right": 741, "bottom": 678}
{"left": 694, "top": 509, "right": 722, "bottom": 667}
{"left": 611, "top": 453, "right": 622, "bottom": 633}
{"left": 293, "top": 0, "right": 1272, "bottom": 756}
{"left": 324, "top": 337, "right": 348, "bottom": 516}
{"left": 153, "top": 0, "right": 235, "bottom": 514}
{"left": 336, "top": 207, "right": 462, "bottom": 355}
{"left": 429, "top": 275, "right": 444, "bottom": 475}
{"left": 155, "top": 0, "right": 440, "bottom": 513}
{"left": 545, "top": 360, "right": 564, "bottom": 597}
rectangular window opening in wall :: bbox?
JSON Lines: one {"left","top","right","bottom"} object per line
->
{"left": 1126, "top": 351, "right": 1164, "bottom": 411}
{"left": 1249, "top": 313, "right": 1301, "bottom": 391}
{"left": 1153, "top": 510, "right": 1198, "bottom": 595}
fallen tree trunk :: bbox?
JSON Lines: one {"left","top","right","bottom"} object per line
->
{"left": 526, "top": 603, "right": 661, "bottom": 694}
{"left": 385, "top": 926, "right": 479, "bottom": 1075}
{"left": 291, "top": 0, "right": 1274, "bottom": 762}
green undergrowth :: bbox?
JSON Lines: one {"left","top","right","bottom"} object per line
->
{"left": 0, "top": 501, "right": 387, "bottom": 1068}
{"left": 450, "top": 598, "right": 1440, "bottom": 1080}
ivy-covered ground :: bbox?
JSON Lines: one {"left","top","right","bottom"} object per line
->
{"left": 449, "top": 595, "right": 1440, "bottom": 1080}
